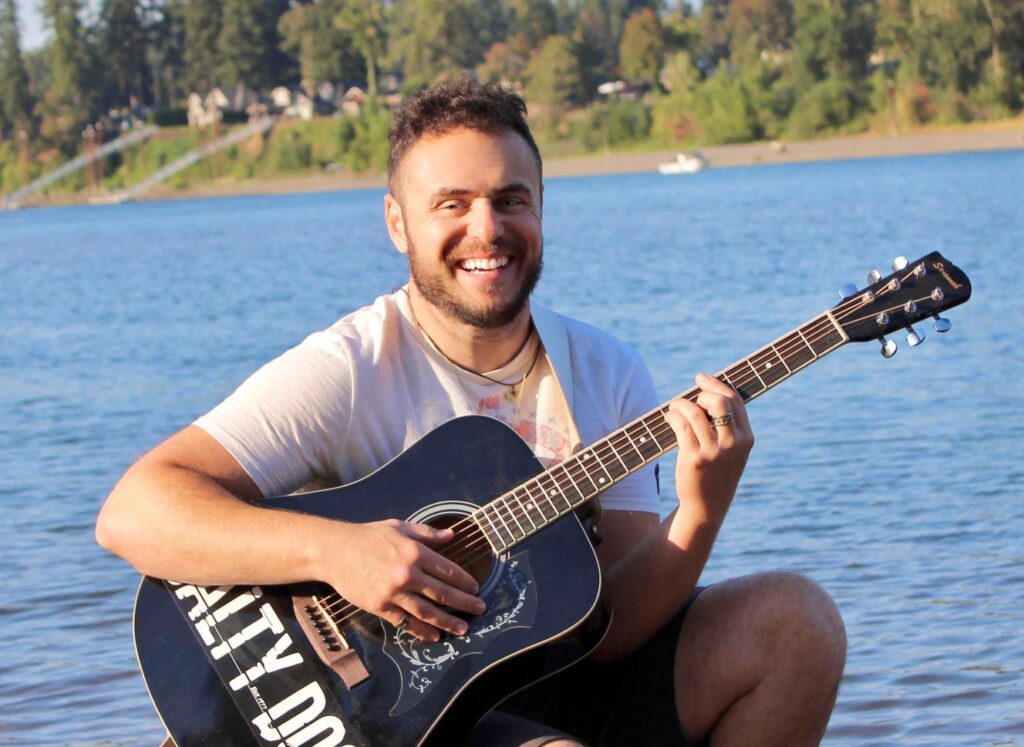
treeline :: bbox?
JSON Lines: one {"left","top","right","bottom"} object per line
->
{"left": 1, "top": 0, "right": 1022, "bottom": 185}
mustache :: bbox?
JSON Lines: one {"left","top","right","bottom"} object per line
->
{"left": 444, "top": 236, "right": 524, "bottom": 264}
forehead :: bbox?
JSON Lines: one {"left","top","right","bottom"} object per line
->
{"left": 395, "top": 127, "right": 541, "bottom": 200}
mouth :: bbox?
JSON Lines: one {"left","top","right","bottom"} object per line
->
{"left": 455, "top": 255, "right": 512, "bottom": 273}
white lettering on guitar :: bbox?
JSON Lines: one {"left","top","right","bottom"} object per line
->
{"left": 171, "top": 583, "right": 305, "bottom": 689}
{"left": 251, "top": 681, "right": 354, "bottom": 747}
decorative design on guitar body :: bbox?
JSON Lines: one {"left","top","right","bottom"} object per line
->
{"left": 383, "top": 554, "right": 536, "bottom": 715}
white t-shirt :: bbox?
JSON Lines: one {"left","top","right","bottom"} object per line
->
{"left": 196, "top": 289, "right": 660, "bottom": 514}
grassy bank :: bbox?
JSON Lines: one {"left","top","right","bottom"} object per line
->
{"left": 4, "top": 112, "right": 1023, "bottom": 207}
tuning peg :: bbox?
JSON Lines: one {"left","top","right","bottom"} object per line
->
{"left": 906, "top": 325, "right": 926, "bottom": 346}
{"left": 932, "top": 315, "right": 952, "bottom": 333}
{"left": 880, "top": 337, "right": 898, "bottom": 358}
{"left": 892, "top": 256, "right": 908, "bottom": 271}
{"left": 868, "top": 269, "right": 882, "bottom": 284}
{"left": 838, "top": 283, "right": 859, "bottom": 299}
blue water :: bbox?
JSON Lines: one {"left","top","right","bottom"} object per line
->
{"left": 1, "top": 149, "right": 1022, "bottom": 745}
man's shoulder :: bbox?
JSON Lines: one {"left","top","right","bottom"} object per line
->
{"left": 304, "top": 290, "right": 404, "bottom": 352}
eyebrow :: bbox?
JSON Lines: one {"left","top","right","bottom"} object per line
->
{"left": 430, "top": 183, "right": 534, "bottom": 201}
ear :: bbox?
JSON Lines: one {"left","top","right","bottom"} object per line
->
{"left": 384, "top": 192, "right": 409, "bottom": 255}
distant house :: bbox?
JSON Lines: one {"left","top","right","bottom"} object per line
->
{"left": 342, "top": 86, "right": 367, "bottom": 116}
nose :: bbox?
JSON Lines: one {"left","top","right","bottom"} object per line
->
{"left": 466, "top": 200, "right": 504, "bottom": 243}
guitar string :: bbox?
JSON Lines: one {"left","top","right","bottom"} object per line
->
{"left": 315, "top": 277, "right": 927, "bottom": 627}
{"left": 316, "top": 284, "right": 925, "bottom": 626}
{"left": 317, "top": 289, "right": 924, "bottom": 628}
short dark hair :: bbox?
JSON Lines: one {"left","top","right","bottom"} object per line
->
{"left": 387, "top": 79, "right": 542, "bottom": 191}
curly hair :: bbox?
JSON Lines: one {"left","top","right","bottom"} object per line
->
{"left": 387, "top": 79, "right": 542, "bottom": 190}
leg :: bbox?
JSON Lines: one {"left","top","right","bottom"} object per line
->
{"left": 674, "top": 571, "right": 846, "bottom": 746}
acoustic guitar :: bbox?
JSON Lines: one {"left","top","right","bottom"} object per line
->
{"left": 134, "top": 251, "right": 971, "bottom": 746}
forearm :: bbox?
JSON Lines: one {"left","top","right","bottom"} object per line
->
{"left": 594, "top": 504, "right": 722, "bottom": 661}
{"left": 96, "top": 459, "right": 336, "bottom": 586}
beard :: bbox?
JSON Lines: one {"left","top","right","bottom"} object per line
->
{"left": 406, "top": 234, "right": 543, "bottom": 329}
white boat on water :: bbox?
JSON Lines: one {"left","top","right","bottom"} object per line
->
{"left": 657, "top": 151, "right": 707, "bottom": 175}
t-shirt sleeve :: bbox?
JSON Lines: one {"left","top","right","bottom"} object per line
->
{"left": 598, "top": 353, "right": 662, "bottom": 515}
{"left": 194, "top": 337, "right": 355, "bottom": 497}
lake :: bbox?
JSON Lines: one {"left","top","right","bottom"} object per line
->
{"left": 1, "top": 148, "right": 1021, "bottom": 745}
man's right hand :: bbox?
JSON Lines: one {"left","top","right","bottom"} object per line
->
{"left": 320, "top": 519, "right": 487, "bottom": 642}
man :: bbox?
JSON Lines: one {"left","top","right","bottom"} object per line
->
{"left": 97, "top": 80, "right": 845, "bottom": 746}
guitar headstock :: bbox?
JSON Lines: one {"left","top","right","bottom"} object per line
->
{"left": 832, "top": 252, "right": 971, "bottom": 356}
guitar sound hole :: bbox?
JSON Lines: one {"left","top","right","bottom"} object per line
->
{"left": 429, "top": 513, "right": 496, "bottom": 591}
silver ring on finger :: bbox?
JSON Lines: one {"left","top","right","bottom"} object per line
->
{"left": 708, "top": 412, "right": 736, "bottom": 428}
{"left": 396, "top": 612, "right": 410, "bottom": 631}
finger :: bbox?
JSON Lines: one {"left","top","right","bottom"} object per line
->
{"left": 402, "top": 522, "right": 455, "bottom": 546}
{"left": 697, "top": 372, "right": 752, "bottom": 433}
{"left": 419, "top": 546, "right": 480, "bottom": 595}
{"left": 384, "top": 604, "right": 432, "bottom": 641}
{"left": 416, "top": 568, "right": 487, "bottom": 616}
{"left": 667, "top": 398, "right": 714, "bottom": 451}
{"left": 395, "top": 593, "right": 473, "bottom": 639}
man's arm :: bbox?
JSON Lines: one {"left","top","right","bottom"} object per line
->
{"left": 591, "top": 373, "right": 753, "bottom": 661}
{"left": 96, "top": 425, "right": 485, "bottom": 641}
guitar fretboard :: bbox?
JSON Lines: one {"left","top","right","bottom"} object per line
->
{"left": 471, "top": 311, "right": 848, "bottom": 554}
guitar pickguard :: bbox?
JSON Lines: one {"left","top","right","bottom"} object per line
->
{"left": 382, "top": 551, "right": 536, "bottom": 716}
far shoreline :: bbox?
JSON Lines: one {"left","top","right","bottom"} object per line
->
{"left": 11, "top": 120, "right": 1024, "bottom": 207}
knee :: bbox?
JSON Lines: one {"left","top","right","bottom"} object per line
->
{"left": 755, "top": 571, "right": 846, "bottom": 679}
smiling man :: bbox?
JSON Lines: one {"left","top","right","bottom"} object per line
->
{"left": 97, "top": 80, "right": 845, "bottom": 746}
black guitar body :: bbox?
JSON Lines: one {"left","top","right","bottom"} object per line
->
{"left": 134, "top": 416, "right": 607, "bottom": 746}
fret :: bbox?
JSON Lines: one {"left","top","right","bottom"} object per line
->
{"left": 538, "top": 472, "right": 573, "bottom": 514}
{"left": 745, "top": 358, "right": 768, "bottom": 390}
{"left": 588, "top": 445, "right": 616, "bottom": 487}
{"left": 504, "top": 494, "right": 529, "bottom": 536}
{"left": 724, "top": 363, "right": 764, "bottom": 401}
{"left": 522, "top": 482, "right": 556, "bottom": 523}
{"left": 531, "top": 477, "right": 562, "bottom": 519}
{"left": 796, "top": 328, "right": 818, "bottom": 359}
{"left": 491, "top": 503, "right": 523, "bottom": 543}
{"left": 642, "top": 413, "right": 671, "bottom": 453}
{"left": 558, "top": 463, "right": 588, "bottom": 507}
{"left": 749, "top": 349, "right": 788, "bottom": 388}
{"left": 770, "top": 343, "right": 792, "bottom": 374}
{"left": 621, "top": 428, "right": 646, "bottom": 463}
{"left": 480, "top": 506, "right": 513, "bottom": 550}
{"left": 471, "top": 513, "right": 502, "bottom": 554}
{"left": 628, "top": 421, "right": 662, "bottom": 460}
{"left": 573, "top": 451, "right": 602, "bottom": 493}
{"left": 514, "top": 490, "right": 539, "bottom": 532}
{"left": 605, "top": 435, "right": 631, "bottom": 475}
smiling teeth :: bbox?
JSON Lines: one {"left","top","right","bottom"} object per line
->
{"left": 460, "top": 256, "right": 509, "bottom": 271}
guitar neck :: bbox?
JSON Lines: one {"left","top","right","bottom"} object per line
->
{"left": 472, "top": 310, "right": 850, "bottom": 554}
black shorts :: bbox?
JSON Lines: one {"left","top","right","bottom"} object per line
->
{"left": 464, "top": 587, "right": 707, "bottom": 747}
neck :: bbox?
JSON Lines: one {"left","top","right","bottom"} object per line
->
{"left": 405, "top": 284, "right": 533, "bottom": 373}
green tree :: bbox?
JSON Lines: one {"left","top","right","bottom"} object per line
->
{"left": 477, "top": 41, "right": 528, "bottom": 84}
{"left": 619, "top": 7, "right": 664, "bottom": 86}
{"left": 0, "top": 0, "right": 33, "bottom": 134}
{"left": 147, "top": 0, "right": 187, "bottom": 108}
{"left": 184, "top": 0, "right": 221, "bottom": 92}
{"left": 37, "top": 0, "right": 95, "bottom": 146}
{"left": 388, "top": 0, "right": 490, "bottom": 80}
{"left": 786, "top": 0, "right": 874, "bottom": 135}
{"left": 509, "top": 0, "right": 557, "bottom": 52}
{"left": 334, "top": 0, "right": 387, "bottom": 95}
{"left": 99, "top": 0, "right": 145, "bottom": 106}
{"left": 724, "top": 0, "right": 794, "bottom": 63}
{"left": 524, "top": 33, "right": 584, "bottom": 128}
{"left": 216, "top": 0, "right": 276, "bottom": 91}
{"left": 279, "top": 0, "right": 355, "bottom": 87}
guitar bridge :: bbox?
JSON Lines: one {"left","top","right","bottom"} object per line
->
{"left": 293, "top": 593, "right": 370, "bottom": 689}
